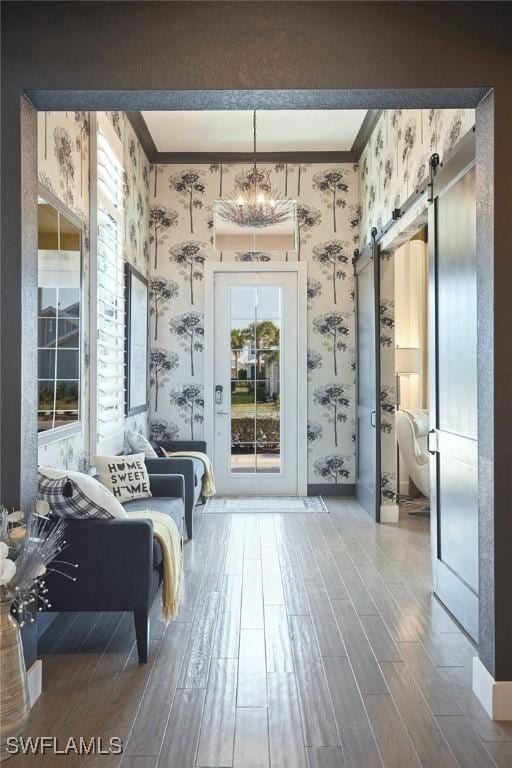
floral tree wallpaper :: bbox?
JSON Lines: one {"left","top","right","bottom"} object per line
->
{"left": 360, "top": 108, "right": 475, "bottom": 510}
{"left": 38, "top": 110, "right": 91, "bottom": 472}
{"left": 149, "top": 162, "right": 360, "bottom": 486}
{"left": 35, "top": 107, "right": 475, "bottom": 496}
{"left": 359, "top": 108, "right": 475, "bottom": 244}
{"left": 379, "top": 251, "right": 398, "bottom": 510}
{"left": 37, "top": 111, "right": 151, "bottom": 471}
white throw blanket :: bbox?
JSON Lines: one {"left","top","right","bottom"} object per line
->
{"left": 126, "top": 510, "right": 183, "bottom": 622}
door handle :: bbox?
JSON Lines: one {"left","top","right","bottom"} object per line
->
{"left": 216, "top": 411, "right": 230, "bottom": 416}
{"left": 427, "top": 429, "right": 438, "bottom": 455}
{"left": 370, "top": 410, "right": 376, "bottom": 428}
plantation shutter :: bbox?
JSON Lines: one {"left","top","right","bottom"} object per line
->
{"left": 91, "top": 114, "right": 126, "bottom": 455}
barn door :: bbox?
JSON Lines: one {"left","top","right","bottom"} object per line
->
{"left": 428, "top": 134, "right": 479, "bottom": 641}
{"left": 354, "top": 232, "right": 380, "bottom": 519}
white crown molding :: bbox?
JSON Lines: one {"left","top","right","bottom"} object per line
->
{"left": 473, "top": 656, "right": 512, "bottom": 720}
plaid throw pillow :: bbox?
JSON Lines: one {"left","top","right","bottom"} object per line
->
{"left": 37, "top": 469, "right": 127, "bottom": 519}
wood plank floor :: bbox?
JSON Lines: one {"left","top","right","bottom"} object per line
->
{"left": 14, "top": 499, "right": 512, "bottom": 768}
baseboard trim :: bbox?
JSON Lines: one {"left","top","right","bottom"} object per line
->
{"left": 27, "top": 659, "right": 42, "bottom": 707}
{"left": 380, "top": 504, "right": 399, "bottom": 523}
{"left": 472, "top": 656, "right": 512, "bottom": 720}
{"left": 307, "top": 484, "right": 355, "bottom": 497}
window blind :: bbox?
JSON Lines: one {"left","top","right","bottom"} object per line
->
{"left": 94, "top": 115, "right": 126, "bottom": 455}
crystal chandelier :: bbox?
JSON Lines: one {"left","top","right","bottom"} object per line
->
{"left": 216, "top": 110, "right": 292, "bottom": 229}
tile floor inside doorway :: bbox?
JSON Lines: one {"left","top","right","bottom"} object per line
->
{"left": 15, "top": 499, "right": 512, "bottom": 768}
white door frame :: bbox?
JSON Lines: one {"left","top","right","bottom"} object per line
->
{"left": 204, "top": 261, "right": 308, "bottom": 496}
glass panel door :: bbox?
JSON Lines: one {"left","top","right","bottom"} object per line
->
{"left": 212, "top": 270, "right": 300, "bottom": 496}
{"left": 230, "top": 285, "right": 281, "bottom": 474}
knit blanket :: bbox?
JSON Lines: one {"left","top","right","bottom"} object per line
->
{"left": 165, "top": 451, "right": 216, "bottom": 498}
{"left": 126, "top": 510, "right": 183, "bottom": 622}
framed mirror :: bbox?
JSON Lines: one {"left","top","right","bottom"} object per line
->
{"left": 37, "top": 190, "right": 82, "bottom": 438}
{"left": 125, "top": 264, "right": 149, "bottom": 416}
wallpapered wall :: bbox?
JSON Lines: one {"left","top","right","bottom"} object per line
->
{"left": 37, "top": 111, "right": 151, "bottom": 471}
{"left": 36, "top": 107, "right": 475, "bottom": 494}
{"left": 379, "top": 251, "right": 397, "bottom": 509}
{"left": 359, "top": 108, "right": 475, "bottom": 244}
{"left": 359, "top": 107, "right": 475, "bottom": 509}
{"left": 149, "top": 163, "right": 360, "bottom": 485}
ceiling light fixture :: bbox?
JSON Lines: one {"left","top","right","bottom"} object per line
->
{"left": 216, "top": 110, "right": 292, "bottom": 229}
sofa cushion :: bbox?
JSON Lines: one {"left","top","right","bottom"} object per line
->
{"left": 122, "top": 496, "right": 184, "bottom": 539}
{"left": 38, "top": 468, "right": 127, "bottom": 519}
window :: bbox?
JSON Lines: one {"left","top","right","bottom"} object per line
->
{"left": 37, "top": 196, "right": 82, "bottom": 436}
{"left": 230, "top": 285, "right": 281, "bottom": 473}
{"left": 91, "top": 113, "right": 126, "bottom": 455}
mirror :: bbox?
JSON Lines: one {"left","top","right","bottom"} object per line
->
{"left": 125, "top": 264, "right": 149, "bottom": 416}
{"left": 37, "top": 195, "right": 82, "bottom": 434}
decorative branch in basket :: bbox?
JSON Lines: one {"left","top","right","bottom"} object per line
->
{"left": 0, "top": 502, "right": 77, "bottom": 626}
{"left": 0, "top": 502, "right": 78, "bottom": 753}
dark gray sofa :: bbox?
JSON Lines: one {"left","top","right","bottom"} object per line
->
{"left": 146, "top": 440, "right": 207, "bottom": 540}
{"left": 44, "top": 473, "right": 185, "bottom": 663}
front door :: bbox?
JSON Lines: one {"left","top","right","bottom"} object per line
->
{"left": 354, "top": 237, "right": 380, "bottom": 519}
{"left": 429, "top": 134, "right": 479, "bottom": 641}
{"left": 211, "top": 270, "right": 301, "bottom": 495}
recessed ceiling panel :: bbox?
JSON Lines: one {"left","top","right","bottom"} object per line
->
{"left": 257, "top": 110, "right": 366, "bottom": 152}
{"left": 141, "top": 109, "right": 367, "bottom": 154}
{"left": 143, "top": 111, "right": 253, "bottom": 153}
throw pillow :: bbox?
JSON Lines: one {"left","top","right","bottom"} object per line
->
{"left": 38, "top": 468, "right": 127, "bottom": 519}
{"left": 127, "top": 430, "right": 158, "bottom": 458}
{"left": 94, "top": 453, "right": 152, "bottom": 504}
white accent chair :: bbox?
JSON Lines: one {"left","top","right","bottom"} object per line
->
{"left": 396, "top": 409, "right": 430, "bottom": 498}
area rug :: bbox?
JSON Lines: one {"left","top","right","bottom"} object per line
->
{"left": 203, "top": 496, "right": 328, "bottom": 514}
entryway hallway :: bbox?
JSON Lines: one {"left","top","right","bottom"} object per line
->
{"left": 15, "top": 499, "right": 510, "bottom": 768}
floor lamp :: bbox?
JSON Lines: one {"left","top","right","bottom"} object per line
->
{"left": 395, "top": 346, "right": 420, "bottom": 500}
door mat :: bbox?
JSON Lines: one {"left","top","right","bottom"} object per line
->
{"left": 203, "top": 496, "right": 328, "bottom": 514}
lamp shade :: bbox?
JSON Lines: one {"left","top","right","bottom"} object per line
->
{"left": 395, "top": 346, "right": 420, "bottom": 375}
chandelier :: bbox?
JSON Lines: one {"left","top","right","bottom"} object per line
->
{"left": 216, "top": 110, "right": 292, "bottom": 229}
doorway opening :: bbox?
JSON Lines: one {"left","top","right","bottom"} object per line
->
{"left": 31, "top": 97, "right": 479, "bottom": 640}
{"left": 374, "top": 130, "right": 478, "bottom": 642}
{"left": 394, "top": 228, "right": 430, "bottom": 517}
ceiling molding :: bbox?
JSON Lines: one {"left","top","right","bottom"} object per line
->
{"left": 147, "top": 150, "right": 358, "bottom": 164}
{"left": 127, "top": 109, "right": 382, "bottom": 165}
{"left": 351, "top": 109, "right": 382, "bottom": 158}
{"left": 126, "top": 111, "right": 158, "bottom": 160}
